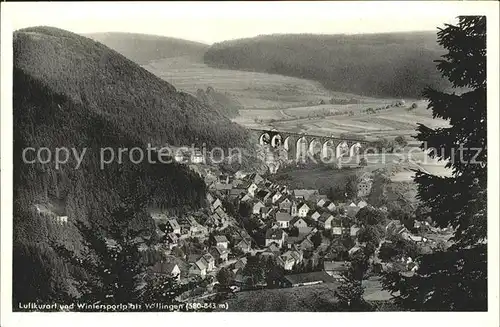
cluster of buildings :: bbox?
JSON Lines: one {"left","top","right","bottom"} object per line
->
{"left": 120, "top": 165, "right": 436, "bottom": 296}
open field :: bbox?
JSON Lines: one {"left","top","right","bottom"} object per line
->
{"left": 142, "top": 56, "right": 338, "bottom": 109}
{"left": 270, "top": 166, "right": 361, "bottom": 193}
{"left": 142, "top": 56, "right": 449, "bottom": 142}
{"left": 224, "top": 283, "right": 339, "bottom": 312}
{"left": 254, "top": 102, "right": 449, "bottom": 140}
{"left": 222, "top": 277, "right": 393, "bottom": 311}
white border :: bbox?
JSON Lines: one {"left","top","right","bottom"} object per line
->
{"left": 1, "top": 2, "right": 499, "bottom": 327}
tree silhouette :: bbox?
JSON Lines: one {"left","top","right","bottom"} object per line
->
{"left": 382, "top": 16, "right": 487, "bottom": 311}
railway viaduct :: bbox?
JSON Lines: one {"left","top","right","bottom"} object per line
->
{"left": 250, "top": 128, "right": 371, "bottom": 161}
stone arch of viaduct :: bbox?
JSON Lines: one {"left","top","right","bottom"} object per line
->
{"left": 254, "top": 128, "right": 368, "bottom": 160}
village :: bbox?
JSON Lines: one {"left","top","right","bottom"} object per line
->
{"left": 136, "top": 153, "right": 453, "bottom": 302}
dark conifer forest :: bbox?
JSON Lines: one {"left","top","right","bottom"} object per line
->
{"left": 12, "top": 26, "right": 252, "bottom": 304}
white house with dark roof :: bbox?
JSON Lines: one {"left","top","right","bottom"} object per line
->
{"left": 317, "top": 198, "right": 328, "bottom": 207}
{"left": 150, "top": 261, "right": 181, "bottom": 282}
{"left": 236, "top": 238, "right": 252, "bottom": 253}
{"left": 297, "top": 203, "right": 310, "bottom": 218}
{"left": 248, "top": 183, "right": 259, "bottom": 197}
{"left": 332, "top": 218, "right": 343, "bottom": 235}
{"left": 214, "top": 235, "right": 229, "bottom": 249}
{"left": 276, "top": 212, "right": 293, "bottom": 229}
{"left": 271, "top": 191, "right": 283, "bottom": 204}
{"left": 310, "top": 210, "right": 321, "bottom": 221}
{"left": 324, "top": 201, "right": 336, "bottom": 212}
{"left": 265, "top": 228, "right": 286, "bottom": 248}
{"left": 189, "top": 260, "right": 207, "bottom": 278}
{"left": 211, "top": 198, "right": 222, "bottom": 211}
{"left": 279, "top": 197, "right": 292, "bottom": 211}
{"left": 292, "top": 218, "right": 309, "bottom": 230}
{"left": 166, "top": 218, "right": 181, "bottom": 234}
{"left": 318, "top": 213, "right": 334, "bottom": 230}
{"left": 253, "top": 201, "right": 265, "bottom": 215}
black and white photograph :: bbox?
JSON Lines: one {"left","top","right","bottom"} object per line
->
{"left": 1, "top": 1, "right": 499, "bottom": 324}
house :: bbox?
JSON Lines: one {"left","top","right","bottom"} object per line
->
{"left": 190, "top": 151, "right": 204, "bottom": 164}
{"left": 278, "top": 253, "right": 297, "bottom": 271}
{"left": 207, "top": 212, "right": 222, "bottom": 227}
{"left": 253, "top": 201, "right": 266, "bottom": 215}
{"left": 235, "top": 170, "right": 248, "bottom": 180}
{"left": 166, "top": 232, "right": 179, "bottom": 249}
{"left": 293, "top": 189, "right": 319, "bottom": 201}
{"left": 248, "top": 183, "right": 259, "bottom": 197}
{"left": 350, "top": 225, "right": 361, "bottom": 237}
{"left": 323, "top": 261, "right": 348, "bottom": 281}
{"left": 214, "top": 235, "right": 229, "bottom": 249}
{"left": 235, "top": 238, "right": 252, "bottom": 253}
{"left": 211, "top": 198, "right": 222, "bottom": 211}
{"left": 299, "top": 237, "right": 314, "bottom": 251}
{"left": 278, "top": 250, "right": 303, "bottom": 270}
{"left": 210, "top": 246, "right": 229, "bottom": 263}
{"left": 166, "top": 219, "right": 181, "bottom": 234}
{"left": 402, "top": 233, "right": 428, "bottom": 243}
{"left": 346, "top": 205, "right": 360, "bottom": 218}
{"left": 324, "top": 201, "right": 336, "bottom": 212}
{"left": 310, "top": 210, "right": 321, "bottom": 221}
{"left": 229, "top": 188, "right": 246, "bottom": 199}
{"left": 318, "top": 213, "right": 334, "bottom": 230}
{"left": 219, "top": 174, "right": 230, "bottom": 184}
{"left": 297, "top": 203, "right": 310, "bottom": 218}
{"left": 261, "top": 243, "right": 281, "bottom": 257}
{"left": 214, "top": 207, "right": 227, "bottom": 221}
{"left": 189, "top": 261, "right": 207, "bottom": 278}
{"left": 260, "top": 206, "right": 270, "bottom": 219}
{"left": 279, "top": 197, "right": 292, "bottom": 211}
{"left": 357, "top": 200, "right": 368, "bottom": 208}
{"left": 202, "top": 253, "right": 216, "bottom": 271}
{"left": 283, "top": 271, "right": 335, "bottom": 288}
{"left": 241, "top": 193, "right": 252, "bottom": 202}
{"left": 385, "top": 220, "right": 404, "bottom": 234}
{"left": 357, "top": 178, "right": 373, "bottom": 197}
{"left": 276, "top": 212, "right": 293, "bottom": 228}
{"left": 150, "top": 261, "right": 181, "bottom": 282}
{"left": 247, "top": 173, "right": 264, "bottom": 185}
{"left": 206, "top": 193, "right": 214, "bottom": 204}
{"left": 317, "top": 198, "right": 327, "bottom": 207}
{"left": 292, "top": 218, "right": 309, "bottom": 230}
{"left": 187, "top": 218, "right": 208, "bottom": 239}
{"left": 271, "top": 191, "right": 283, "bottom": 204}
{"left": 265, "top": 228, "right": 286, "bottom": 248}
{"left": 331, "top": 218, "right": 343, "bottom": 235}
{"left": 256, "top": 189, "right": 271, "bottom": 202}
{"left": 214, "top": 183, "right": 232, "bottom": 195}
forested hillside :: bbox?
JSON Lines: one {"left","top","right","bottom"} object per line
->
{"left": 87, "top": 32, "right": 209, "bottom": 64}
{"left": 204, "top": 32, "right": 449, "bottom": 98}
{"left": 12, "top": 26, "right": 251, "bottom": 303}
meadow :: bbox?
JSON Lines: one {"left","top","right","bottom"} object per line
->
{"left": 142, "top": 56, "right": 448, "bottom": 142}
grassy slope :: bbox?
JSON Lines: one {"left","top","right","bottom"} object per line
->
{"left": 142, "top": 56, "right": 335, "bottom": 110}
{"left": 204, "top": 32, "right": 448, "bottom": 99}
{"left": 86, "top": 32, "right": 209, "bottom": 64}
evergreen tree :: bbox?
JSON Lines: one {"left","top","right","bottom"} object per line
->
{"left": 382, "top": 16, "right": 487, "bottom": 311}
{"left": 334, "top": 251, "right": 371, "bottom": 311}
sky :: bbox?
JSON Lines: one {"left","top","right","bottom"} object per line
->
{"left": 1, "top": 2, "right": 483, "bottom": 44}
